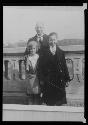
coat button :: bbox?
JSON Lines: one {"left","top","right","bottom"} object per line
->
{"left": 60, "top": 70, "right": 62, "bottom": 72}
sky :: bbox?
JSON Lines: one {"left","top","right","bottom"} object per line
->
{"left": 3, "top": 5, "right": 87, "bottom": 44}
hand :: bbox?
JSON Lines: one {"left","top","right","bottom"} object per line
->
{"left": 40, "top": 93, "right": 43, "bottom": 97}
{"left": 66, "top": 82, "right": 69, "bottom": 87}
{"left": 26, "top": 69, "right": 29, "bottom": 73}
{"left": 33, "top": 86, "right": 38, "bottom": 94}
{"left": 26, "top": 65, "right": 29, "bottom": 71}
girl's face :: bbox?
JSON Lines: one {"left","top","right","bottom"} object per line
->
{"left": 28, "top": 46, "right": 37, "bottom": 56}
{"left": 49, "top": 35, "right": 57, "bottom": 47}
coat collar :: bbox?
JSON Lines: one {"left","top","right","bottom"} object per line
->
{"left": 47, "top": 45, "right": 63, "bottom": 62}
{"left": 35, "top": 34, "right": 47, "bottom": 39}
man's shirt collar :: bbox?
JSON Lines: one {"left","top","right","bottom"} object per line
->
{"left": 50, "top": 45, "right": 56, "bottom": 55}
{"left": 37, "top": 34, "right": 44, "bottom": 42}
{"left": 36, "top": 33, "right": 44, "bottom": 38}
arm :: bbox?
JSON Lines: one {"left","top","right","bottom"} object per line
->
{"left": 37, "top": 55, "right": 48, "bottom": 82}
{"left": 60, "top": 51, "right": 70, "bottom": 83}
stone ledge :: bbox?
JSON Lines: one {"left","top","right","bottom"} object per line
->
{"left": 3, "top": 104, "right": 85, "bottom": 122}
{"left": 3, "top": 104, "right": 84, "bottom": 112}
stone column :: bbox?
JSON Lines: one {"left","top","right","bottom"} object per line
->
{"left": 66, "top": 58, "right": 74, "bottom": 81}
{"left": 20, "top": 60, "right": 26, "bottom": 80}
{"left": 14, "top": 60, "right": 19, "bottom": 71}
{"left": 14, "top": 60, "right": 20, "bottom": 79}
{"left": 7, "top": 60, "right": 12, "bottom": 80}
{"left": 3, "top": 60, "right": 5, "bottom": 78}
{"left": 74, "top": 58, "right": 82, "bottom": 83}
{"left": 82, "top": 58, "right": 84, "bottom": 80}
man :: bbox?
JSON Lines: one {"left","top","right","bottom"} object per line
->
{"left": 38, "top": 32, "right": 70, "bottom": 106}
{"left": 25, "top": 22, "right": 49, "bottom": 56}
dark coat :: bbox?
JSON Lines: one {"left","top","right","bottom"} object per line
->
{"left": 38, "top": 45, "right": 70, "bottom": 105}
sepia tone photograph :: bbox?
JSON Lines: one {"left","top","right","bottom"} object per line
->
{"left": 3, "top": 5, "right": 86, "bottom": 121}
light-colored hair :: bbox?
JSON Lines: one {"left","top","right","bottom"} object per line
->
{"left": 27, "top": 40, "right": 38, "bottom": 48}
{"left": 35, "top": 22, "right": 44, "bottom": 29}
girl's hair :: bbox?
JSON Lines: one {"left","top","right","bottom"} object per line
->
{"left": 27, "top": 40, "right": 38, "bottom": 48}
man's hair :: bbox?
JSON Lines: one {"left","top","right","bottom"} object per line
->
{"left": 48, "top": 32, "right": 58, "bottom": 39}
{"left": 35, "top": 22, "right": 44, "bottom": 29}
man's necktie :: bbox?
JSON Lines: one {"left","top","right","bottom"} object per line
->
{"left": 37, "top": 37, "right": 43, "bottom": 49}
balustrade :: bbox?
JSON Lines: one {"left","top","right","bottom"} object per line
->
{"left": 3, "top": 55, "right": 84, "bottom": 83}
{"left": 3, "top": 58, "right": 26, "bottom": 80}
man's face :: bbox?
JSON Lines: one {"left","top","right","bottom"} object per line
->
{"left": 49, "top": 35, "right": 57, "bottom": 47}
{"left": 35, "top": 24, "right": 44, "bottom": 36}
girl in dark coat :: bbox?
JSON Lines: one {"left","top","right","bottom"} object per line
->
{"left": 38, "top": 32, "right": 70, "bottom": 106}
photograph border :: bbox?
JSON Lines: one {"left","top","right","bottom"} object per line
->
{"left": 2, "top": 1, "right": 87, "bottom": 122}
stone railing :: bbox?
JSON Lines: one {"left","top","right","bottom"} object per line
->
{"left": 3, "top": 55, "right": 26, "bottom": 80}
{"left": 3, "top": 52, "right": 84, "bottom": 82}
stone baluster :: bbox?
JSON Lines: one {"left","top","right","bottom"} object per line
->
{"left": 20, "top": 60, "right": 26, "bottom": 80}
{"left": 4, "top": 60, "right": 8, "bottom": 79}
{"left": 13, "top": 59, "right": 19, "bottom": 80}
{"left": 7, "top": 60, "right": 12, "bottom": 80}
{"left": 74, "top": 58, "right": 83, "bottom": 83}
{"left": 3, "top": 60, "right": 5, "bottom": 78}
{"left": 3, "top": 60, "right": 5, "bottom": 72}
{"left": 66, "top": 58, "right": 74, "bottom": 81}
{"left": 82, "top": 58, "right": 84, "bottom": 80}
{"left": 4, "top": 60, "right": 7, "bottom": 79}
{"left": 14, "top": 60, "right": 19, "bottom": 71}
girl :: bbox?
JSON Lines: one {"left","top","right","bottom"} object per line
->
{"left": 25, "top": 40, "right": 40, "bottom": 105}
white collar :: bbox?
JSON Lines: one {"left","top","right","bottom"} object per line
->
{"left": 28, "top": 54, "right": 39, "bottom": 60}
{"left": 37, "top": 34, "right": 44, "bottom": 42}
{"left": 37, "top": 33, "right": 44, "bottom": 38}
{"left": 50, "top": 45, "right": 56, "bottom": 55}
